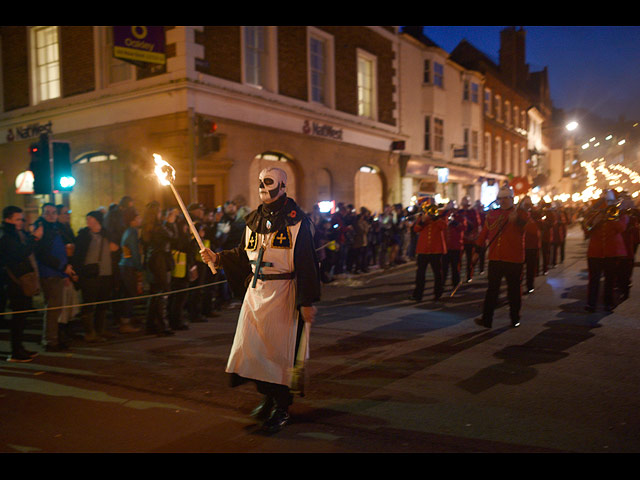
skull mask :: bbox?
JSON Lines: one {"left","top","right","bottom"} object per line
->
{"left": 258, "top": 167, "right": 287, "bottom": 203}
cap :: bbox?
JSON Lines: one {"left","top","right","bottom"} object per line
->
{"left": 86, "top": 210, "right": 104, "bottom": 225}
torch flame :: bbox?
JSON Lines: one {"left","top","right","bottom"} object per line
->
{"left": 153, "top": 153, "right": 175, "bottom": 186}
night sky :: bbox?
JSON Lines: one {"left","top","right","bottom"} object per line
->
{"left": 420, "top": 26, "right": 640, "bottom": 123}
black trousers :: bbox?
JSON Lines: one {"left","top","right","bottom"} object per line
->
{"left": 463, "top": 243, "right": 475, "bottom": 280}
{"left": 442, "top": 249, "right": 462, "bottom": 288}
{"left": 413, "top": 253, "right": 443, "bottom": 300}
{"left": 6, "top": 281, "right": 32, "bottom": 354}
{"left": 541, "top": 241, "right": 551, "bottom": 273}
{"left": 524, "top": 248, "right": 539, "bottom": 291}
{"left": 587, "top": 257, "right": 619, "bottom": 308}
{"left": 481, "top": 260, "right": 523, "bottom": 325}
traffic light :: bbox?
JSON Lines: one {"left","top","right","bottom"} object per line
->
{"left": 29, "top": 134, "right": 52, "bottom": 195}
{"left": 51, "top": 140, "right": 75, "bottom": 192}
{"left": 197, "top": 116, "right": 220, "bottom": 157}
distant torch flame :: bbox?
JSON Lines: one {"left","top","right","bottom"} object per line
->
{"left": 153, "top": 153, "right": 175, "bottom": 186}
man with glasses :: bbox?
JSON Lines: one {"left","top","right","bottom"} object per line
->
{"left": 0, "top": 206, "right": 42, "bottom": 361}
{"left": 34, "top": 203, "right": 77, "bottom": 351}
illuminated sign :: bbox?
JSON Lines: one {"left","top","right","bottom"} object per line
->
{"left": 436, "top": 167, "right": 449, "bottom": 183}
{"left": 113, "top": 26, "right": 166, "bottom": 66}
{"left": 15, "top": 170, "right": 34, "bottom": 194}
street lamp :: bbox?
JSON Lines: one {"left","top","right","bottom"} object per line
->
{"left": 566, "top": 121, "right": 579, "bottom": 132}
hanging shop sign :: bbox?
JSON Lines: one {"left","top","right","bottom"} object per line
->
{"left": 113, "top": 26, "right": 166, "bottom": 66}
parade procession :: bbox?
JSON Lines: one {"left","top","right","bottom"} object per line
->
{"left": 3, "top": 26, "right": 640, "bottom": 453}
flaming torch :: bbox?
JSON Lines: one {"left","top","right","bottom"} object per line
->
{"left": 153, "top": 153, "right": 217, "bottom": 274}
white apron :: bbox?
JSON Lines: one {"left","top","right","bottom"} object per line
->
{"left": 225, "top": 222, "right": 303, "bottom": 386}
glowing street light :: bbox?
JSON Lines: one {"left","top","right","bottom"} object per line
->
{"left": 566, "top": 121, "right": 579, "bottom": 132}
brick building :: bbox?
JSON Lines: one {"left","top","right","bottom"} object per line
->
{"left": 450, "top": 26, "right": 552, "bottom": 201}
{"left": 0, "top": 26, "right": 401, "bottom": 231}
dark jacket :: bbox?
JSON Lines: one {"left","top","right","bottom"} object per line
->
{"left": 0, "top": 222, "right": 38, "bottom": 280}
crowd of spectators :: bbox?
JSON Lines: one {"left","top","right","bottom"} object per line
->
{"left": 0, "top": 196, "right": 250, "bottom": 361}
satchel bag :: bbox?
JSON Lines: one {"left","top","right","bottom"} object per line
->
{"left": 5, "top": 268, "right": 40, "bottom": 297}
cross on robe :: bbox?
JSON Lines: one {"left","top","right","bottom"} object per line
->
{"left": 250, "top": 245, "right": 273, "bottom": 288}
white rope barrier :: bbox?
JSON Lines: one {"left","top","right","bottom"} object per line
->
{"left": 0, "top": 241, "right": 334, "bottom": 318}
{"left": 0, "top": 279, "right": 228, "bottom": 317}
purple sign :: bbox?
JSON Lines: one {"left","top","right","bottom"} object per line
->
{"left": 113, "top": 26, "right": 166, "bottom": 66}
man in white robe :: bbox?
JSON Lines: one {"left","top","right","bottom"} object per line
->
{"left": 200, "top": 167, "right": 321, "bottom": 433}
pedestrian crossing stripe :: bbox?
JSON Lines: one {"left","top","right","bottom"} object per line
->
{"left": 246, "top": 230, "right": 258, "bottom": 251}
{"left": 271, "top": 227, "right": 292, "bottom": 249}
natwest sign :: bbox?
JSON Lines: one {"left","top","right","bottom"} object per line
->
{"left": 302, "top": 120, "right": 343, "bottom": 141}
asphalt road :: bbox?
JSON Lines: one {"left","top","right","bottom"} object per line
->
{"left": 1, "top": 225, "right": 639, "bottom": 453}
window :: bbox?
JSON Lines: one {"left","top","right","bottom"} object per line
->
{"left": 357, "top": 50, "right": 376, "bottom": 119}
{"left": 495, "top": 95, "right": 502, "bottom": 122}
{"left": 484, "top": 133, "right": 492, "bottom": 169}
{"left": 310, "top": 37, "right": 326, "bottom": 104}
{"left": 505, "top": 140, "right": 511, "bottom": 174}
{"left": 244, "top": 26, "right": 267, "bottom": 87}
{"left": 471, "top": 130, "right": 479, "bottom": 160}
{"left": 424, "top": 116, "right": 431, "bottom": 151}
{"left": 484, "top": 88, "right": 492, "bottom": 116}
{"left": 434, "top": 118, "right": 444, "bottom": 152}
{"left": 423, "top": 59, "right": 430, "bottom": 83}
{"left": 30, "top": 26, "right": 61, "bottom": 103}
{"left": 495, "top": 137, "right": 501, "bottom": 172}
{"left": 505, "top": 100, "right": 511, "bottom": 126}
{"left": 471, "top": 82, "right": 479, "bottom": 103}
{"left": 463, "top": 80, "right": 469, "bottom": 101}
{"left": 433, "top": 62, "right": 444, "bottom": 87}
{"left": 308, "top": 28, "right": 334, "bottom": 108}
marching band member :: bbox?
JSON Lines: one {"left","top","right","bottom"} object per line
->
{"left": 523, "top": 206, "right": 541, "bottom": 294}
{"left": 582, "top": 190, "right": 628, "bottom": 312}
{"left": 410, "top": 198, "right": 447, "bottom": 302}
{"left": 460, "top": 196, "right": 482, "bottom": 283}
{"left": 617, "top": 195, "right": 639, "bottom": 302}
{"left": 473, "top": 187, "right": 530, "bottom": 328}
{"left": 442, "top": 201, "right": 466, "bottom": 291}
{"left": 472, "top": 200, "right": 487, "bottom": 275}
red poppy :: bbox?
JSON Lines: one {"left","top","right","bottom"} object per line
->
{"left": 289, "top": 210, "right": 297, "bottom": 218}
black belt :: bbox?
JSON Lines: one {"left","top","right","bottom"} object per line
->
{"left": 255, "top": 272, "right": 296, "bottom": 281}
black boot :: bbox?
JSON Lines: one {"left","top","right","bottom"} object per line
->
{"left": 262, "top": 407, "right": 290, "bottom": 433}
{"left": 251, "top": 396, "right": 275, "bottom": 422}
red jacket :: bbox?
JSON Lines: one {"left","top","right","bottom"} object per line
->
{"left": 476, "top": 207, "right": 529, "bottom": 263}
{"left": 445, "top": 211, "right": 466, "bottom": 250}
{"left": 524, "top": 217, "right": 541, "bottom": 249}
{"left": 414, "top": 216, "right": 447, "bottom": 254}
{"left": 587, "top": 215, "right": 628, "bottom": 258}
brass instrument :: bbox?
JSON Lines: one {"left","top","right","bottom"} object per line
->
{"left": 582, "top": 198, "right": 622, "bottom": 232}
{"left": 606, "top": 204, "right": 621, "bottom": 221}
